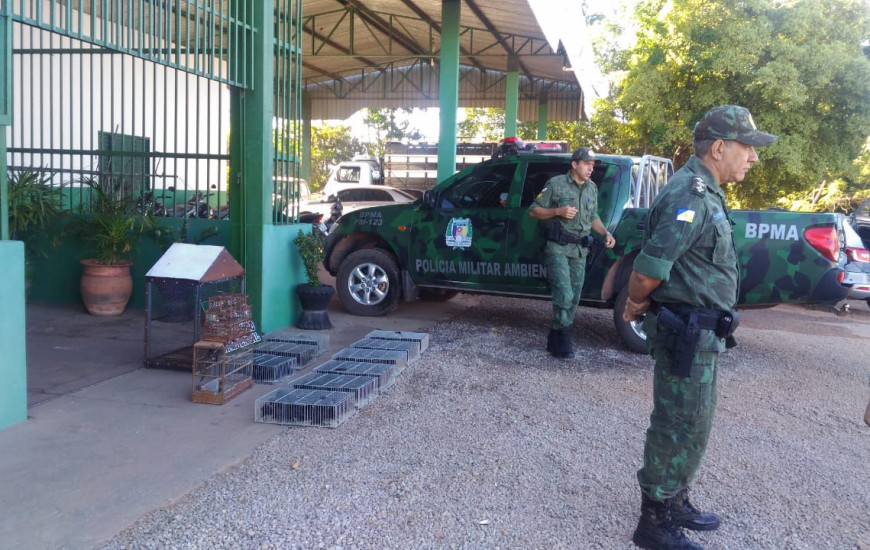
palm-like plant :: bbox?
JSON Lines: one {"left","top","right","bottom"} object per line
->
{"left": 6, "top": 169, "right": 64, "bottom": 256}
{"left": 73, "top": 178, "right": 163, "bottom": 264}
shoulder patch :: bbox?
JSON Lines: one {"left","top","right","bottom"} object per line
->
{"left": 690, "top": 177, "right": 706, "bottom": 196}
{"left": 676, "top": 208, "right": 696, "bottom": 223}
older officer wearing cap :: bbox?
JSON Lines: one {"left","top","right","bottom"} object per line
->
{"left": 529, "top": 146, "right": 616, "bottom": 358}
{"left": 622, "top": 105, "right": 777, "bottom": 550}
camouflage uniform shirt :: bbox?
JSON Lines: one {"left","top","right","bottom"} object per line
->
{"left": 530, "top": 171, "right": 600, "bottom": 258}
{"left": 633, "top": 155, "right": 739, "bottom": 312}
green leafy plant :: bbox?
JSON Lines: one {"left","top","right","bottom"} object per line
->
{"left": 293, "top": 228, "right": 324, "bottom": 287}
{"left": 6, "top": 168, "right": 64, "bottom": 257}
{"left": 72, "top": 178, "right": 163, "bottom": 264}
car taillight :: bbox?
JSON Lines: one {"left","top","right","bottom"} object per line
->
{"left": 804, "top": 226, "right": 839, "bottom": 262}
{"left": 846, "top": 246, "right": 870, "bottom": 263}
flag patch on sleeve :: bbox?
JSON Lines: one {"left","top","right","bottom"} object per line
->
{"left": 676, "top": 209, "right": 695, "bottom": 223}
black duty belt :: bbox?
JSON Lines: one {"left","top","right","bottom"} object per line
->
{"left": 649, "top": 302, "right": 723, "bottom": 331}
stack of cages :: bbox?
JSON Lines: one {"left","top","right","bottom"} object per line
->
{"left": 145, "top": 244, "right": 247, "bottom": 370}
{"left": 191, "top": 293, "right": 258, "bottom": 404}
{"left": 251, "top": 330, "right": 330, "bottom": 384}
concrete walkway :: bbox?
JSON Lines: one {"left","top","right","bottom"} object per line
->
{"left": 0, "top": 293, "right": 477, "bottom": 550}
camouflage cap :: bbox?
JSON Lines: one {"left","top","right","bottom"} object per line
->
{"left": 571, "top": 146, "right": 600, "bottom": 163}
{"left": 693, "top": 105, "right": 777, "bottom": 147}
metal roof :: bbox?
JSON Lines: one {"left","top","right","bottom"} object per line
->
{"left": 302, "top": 0, "right": 586, "bottom": 121}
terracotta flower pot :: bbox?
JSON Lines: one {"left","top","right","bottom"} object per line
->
{"left": 80, "top": 259, "right": 133, "bottom": 316}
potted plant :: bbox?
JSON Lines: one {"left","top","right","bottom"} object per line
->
{"left": 6, "top": 168, "right": 64, "bottom": 288}
{"left": 71, "top": 178, "right": 165, "bottom": 316}
{"left": 293, "top": 227, "right": 334, "bottom": 329}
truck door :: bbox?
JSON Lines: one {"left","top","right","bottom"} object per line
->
{"left": 408, "top": 161, "right": 518, "bottom": 289}
{"left": 505, "top": 159, "right": 571, "bottom": 294}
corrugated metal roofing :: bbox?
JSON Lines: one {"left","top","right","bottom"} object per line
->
{"left": 302, "top": 0, "right": 585, "bottom": 121}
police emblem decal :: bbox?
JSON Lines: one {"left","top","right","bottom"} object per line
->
{"left": 445, "top": 218, "right": 473, "bottom": 248}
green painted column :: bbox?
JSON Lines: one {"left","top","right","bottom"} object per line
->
{"left": 301, "top": 91, "right": 312, "bottom": 192}
{"left": 0, "top": 240, "right": 27, "bottom": 430}
{"left": 0, "top": 5, "right": 25, "bottom": 431}
{"left": 227, "top": 0, "right": 282, "bottom": 331}
{"left": 537, "top": 96, "right": 548, "bottom": 140}
{"left": 504, "top": 55, "right": 519, "bottom": 138}
{"left": 437, "top": 0, "right": 460, "bottom": 184}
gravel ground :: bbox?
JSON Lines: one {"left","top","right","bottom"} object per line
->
{"left": 102, "top": 298, "right": 870, "bottom": 550}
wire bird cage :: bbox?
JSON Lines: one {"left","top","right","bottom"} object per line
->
{"left": 144, "top": 243, "right": 246, "bottom": 370}
{"left": 255, "top": 388, "right": 357, "bottom": 428}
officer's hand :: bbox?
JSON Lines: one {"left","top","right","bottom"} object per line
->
{"left": 622, "top": 296, "right": 650, "bottom": 322}
{"left": 604, "top": 233, "right": 616, "bottom": 249}
{"left": 560, "top": 206, "right": 578, "bottom": 219}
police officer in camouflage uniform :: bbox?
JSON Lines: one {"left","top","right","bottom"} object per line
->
{"left": 622, "top": 106, "right": 777, "bottom": 550}
{"left": 530, "top": 147, "right": 616, "bottom": 358}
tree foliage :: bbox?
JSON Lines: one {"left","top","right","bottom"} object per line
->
{"left": 607, "top": 0, "right": 870, "bottom": 208}
{"left": 361, "top": 107, "right": 421, "bottom": 158}
{"left": 458, "top": 108, "right": 506, "bottom": 141}
{"left": 309, "top": 124, "right": 361, "bottom": 192}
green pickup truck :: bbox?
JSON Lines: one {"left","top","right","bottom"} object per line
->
{"left": 322, "top": 150, "right": 849, "bottom": 352}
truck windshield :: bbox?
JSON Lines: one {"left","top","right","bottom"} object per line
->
{"left": 336, "top": 166, "right": 361, "bottom": 183}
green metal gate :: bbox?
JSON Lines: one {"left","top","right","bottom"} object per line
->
{"left": 2, "top": 0, "right": 302, "bottom": 223}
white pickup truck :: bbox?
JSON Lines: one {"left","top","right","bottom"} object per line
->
{"left": 321, "top": 157, "right": 383, "bottom": 197}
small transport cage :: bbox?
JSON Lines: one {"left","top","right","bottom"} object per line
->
{"left": 291, "top": 372, "right": 378, "bottom": 408}
{"left": 253, "top": 340, "right": 317, "bottom": 367}
{"left": 366, "top": 330, "right": 429, "bottom": 354}
{"left": 252, "top": 354, "right": 298, "bottom": 384}
{"left": 262, "top": 329, "right": 329, "bottom": 357}
{"left": 331, "top": 347, "right": 408, "bottom": 372}
{"left": 145, "top": 244, "right": 247, "bottom": 370}
{"left": 315, "top": 359, "right": 398, "bottom": 392}
{"left": 255, "top": 387, "right": 356, "bottom": 428}
{"left": 349, "top": 337, "right": 421, "bottom": 364}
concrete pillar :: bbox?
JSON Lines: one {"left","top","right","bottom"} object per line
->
{"left": 0, "top": 240, "right": 27, "bottom": 430}
{"left": 504, "top": 56, "right": 519, "bottom": 138}
{"left": 537, "top": 96, "right": 548, "bottom": 140}
{"left": 301, "top": 91, "right": 312, "bottom": 191}
{"left": 228, "top": 0, "right": 301, "bottom": 332}
{"left": 437, "top": 0, "right": 460, "bottom": 184}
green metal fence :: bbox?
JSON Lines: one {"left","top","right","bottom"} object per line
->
{"left": 272, "top": 0, "right": 303, "bottom": 224}
{"left": 3, "top": 1, "right": 302, "bottom": 224}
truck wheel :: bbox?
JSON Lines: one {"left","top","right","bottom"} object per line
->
{"left": 613, "top": 286, "right": 648, "bottom": 354}
{"left": 336, "top": 249, "right": 400, "bottom": 316}
{"left": 419, "top": 288, "right": 459, "bottom": 302}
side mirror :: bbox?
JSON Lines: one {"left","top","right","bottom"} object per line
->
{"left": 422, "top": 189, "right": 436, "bottom": 209}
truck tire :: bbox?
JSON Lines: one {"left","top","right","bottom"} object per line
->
{"left": 613, "top": 285, "right": 648, "bottom": 354}
{"left": 419, "top": 288, "right": 459, "bottom": 302}
{"left": 336, "top": 249, "right": 400, "bottom": 316}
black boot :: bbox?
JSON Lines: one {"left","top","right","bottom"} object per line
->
{"left": 550, "top": 327, "right": 574, "bottom": 359}
{"left": 546, "top": 328, "right": 558, "bottom": 353}
{"left": 632, "top": 492, "right": 703, "bottom": 550}
{"left": 669, "top": 487, "right": 720, "bottom": 532}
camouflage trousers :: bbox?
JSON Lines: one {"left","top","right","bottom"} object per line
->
{"left": 637, "top": 337, "right": 720, "bottom": 501}
{"left": 545, "top": 252, "right": 586, "bottom": 330}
